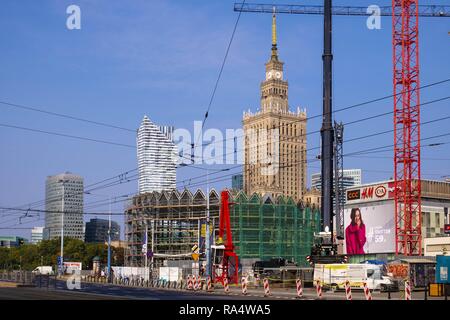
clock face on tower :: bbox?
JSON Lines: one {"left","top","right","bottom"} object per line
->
{"left": 275, "top": 71, "right": 281, "bottom": 79}
{"left": 266, "top": 72, "right": 272, "bottom": 79}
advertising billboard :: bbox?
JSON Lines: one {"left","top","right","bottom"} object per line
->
{"left": 343, "top": 203, "right": 395, "bottom": 254}
{"left": 346, "top": 182, "right": 395, "bottom": 204}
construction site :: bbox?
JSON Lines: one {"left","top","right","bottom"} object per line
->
{"left": 124, "top": 190, "right": 320, "bottom": 271}
{"left": 121, "top": 1, "right": 450, "bottom": 293}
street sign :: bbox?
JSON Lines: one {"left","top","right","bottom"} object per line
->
{"left": 436, "top": 255, "right": 450, "bottom": 284}
{"left": 191, "top": 244, "right": 199, "bottom": 253}
{"left": 142, "top": 243, "right": 148, "bottom": 254}
{"left": 201, "top": 223, "right": 213, "bottom": 237}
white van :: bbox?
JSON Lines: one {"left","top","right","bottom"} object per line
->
{"left": 32, "top": 266, "right": 54, "bottom": 275}
{"left": 313, "top": 263, "right": 393, "bottom": 291}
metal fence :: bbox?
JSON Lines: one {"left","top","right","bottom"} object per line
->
{"left": 0, "top": 270, "right": 36, "bottom": 286}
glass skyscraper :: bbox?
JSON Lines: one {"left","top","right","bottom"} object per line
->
{"left": 311, "top": 169, "right": 362, "bottom": 192}
{"left": 137, "top": 116, "right": 177, "bottom": 194}
{"left": 44, "top": 172, "right": 84, "bottom": 240}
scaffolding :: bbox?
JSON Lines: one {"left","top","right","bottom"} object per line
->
{"left": 124, "top": 189, "right": 220, "bottom": 269}
{"left": 124, "top": 189, "right": 321, "bottom": 270}
{"left": 229, "top": 192, "right": 321, "bottom": 267}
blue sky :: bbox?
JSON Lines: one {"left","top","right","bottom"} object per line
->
{"left": 0, "top": 0, "right": 449, "bottom": 239}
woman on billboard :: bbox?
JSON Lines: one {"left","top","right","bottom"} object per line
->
{"left": 345, "top": 208, "right": 366, "bottom": 254}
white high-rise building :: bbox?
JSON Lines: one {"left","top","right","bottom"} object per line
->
{"left": 31, "top": 226, "right": 44, "bottom": 244}
{"left": 137, "top": 116, "right": 177, "bottom": 194}
{"left": 311, "top": 169, "right": 362, "bottom": 191}
{"left": 45, "top": 172, "right": 84, "bottom": 240}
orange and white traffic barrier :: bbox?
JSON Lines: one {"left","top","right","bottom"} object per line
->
{"left": 363, "top": 282, "right": 372, "bottom": 300}
{"left": 296, "top": 279, "right": 303, "bottom": 298}
{"left": 223, "top": 277, "right": 230, "bottom": 294}
{"left": 187, "top": 275, "right": 193, "bottom": 290}
{"left": 206, "top": 276, "right": 212, "bottom": 292}
{"left": 194, "top": 275, "right": 200, "bottom": 291}
{"left": 315, "top": 280, "right": 323, "bottom": 298}
{"left": 405, "top": 280, "right": 411, "bottom": 300}
{"left": 263, "top": 278, "right": 271, "bottom": 297}
{"left": 241, "top": 276, "right": 248, "bottom": 295}
{"left": 344, "top": 280, "right": 352, "bottom": 300}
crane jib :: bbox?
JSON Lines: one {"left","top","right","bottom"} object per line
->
{"left": 233, "top": 3, "right": 450, "bottom": 18}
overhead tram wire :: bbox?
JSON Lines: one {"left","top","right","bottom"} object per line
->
{"left": 2, "top": 90, "right": 448, "bottom": 218}
{"left": 3, "top": 108, "right": 449, "bottom": 221}
{"left": 3, "top": 168, "right": 139, "bottom": 213}
{"left": 189, "top": 77, "right": 450, "bottom": 156}
{"left": 7, "top": 132, "right": 448, "bottom": 218}
{"left": 0, "top": 100, "right": 136, "bottom": 133}
{"left": 152, "top": 130, "right": 450, "bottom": 192}
{"left": 0, "top": 81, "right": 447, "bottom": 169}
{"left": 193, "top": 0, "right": 247, "bottom": 151}
{"left": 172, "top": 95, "right": 450, "bottom": 188}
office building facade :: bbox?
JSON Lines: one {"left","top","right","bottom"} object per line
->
{"left": 85, "top": 218, "right": 120, "bottom": 243}
{"left": 44, "top": 172, "right": 84, "bottom": 240}
{"left": 31, "top": 226, "right": 44, "bottom": 244}
{"left": 311, "top": 169, "right": 362, "bottom": 191}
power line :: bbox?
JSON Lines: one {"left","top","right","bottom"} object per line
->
{"left": 0, "top": 123, "right": 136, "bottom": 148}
{"left": 8, "top": 133, "right": 447, "bottom": 220}
{"left": 0, "top": 100, "right": 136, "bottom": 132}
{"left": 195, "top": 0, "right": 246, "bottom": 148}
{"left": 189, "top": 77, "right": 450, "bottom": 156}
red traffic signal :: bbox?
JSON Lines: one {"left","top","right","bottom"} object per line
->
{"left": 445, "top": 224, "right": 450, "bottom": 235}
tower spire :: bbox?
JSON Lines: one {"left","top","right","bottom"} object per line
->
{"left": 271, "top": 7, "right": 278, "bottom": 59}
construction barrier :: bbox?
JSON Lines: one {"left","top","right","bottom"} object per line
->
{"left": 296, "top": 279, "right": 303, "bottom": 298}
{"left": 187, "top": 275, "right": 193, "bottom": 290}
{"left": 223, "top": 277, "right": 230, "bottom": 294}
{"left": 193, "top": 275, "right": 198, "bottom": 291}
{"left": 241, "top": 276, "right": 248, "bottom": 295}
{"left": 315, "top": 280, "right": 322, "bottom": 299}
{"left": 206, "top": 276, "right": 212, "bottom": 292}
{"left": 196, "top": 276, "right": 201, "bottom": 291}
{"left": 363, "top": 282, "right": 372, "bottom": 300}
{"left": 405, "top": 280, "right": 411, "bottom": 300}
{"left": 263, "top": 278, "right": 271, "bottom": 297}
{"left": 345, "top": 280, "right": 352, "bottom": 300}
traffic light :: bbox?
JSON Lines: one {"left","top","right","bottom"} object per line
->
{"left": 18, "top": 239, "right": 25, "bottom": 246}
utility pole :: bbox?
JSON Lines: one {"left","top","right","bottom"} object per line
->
{"left": 320, "top": 0, "right": 334, "bottom": 241}
{"left": 205, "top": 168, "right": 211, "bottom": 277}
{"left": 151, "top": 220, "right": 154, "bottom": 279}
{"left": 59, "top": 180, "right": 65, "bottom": 276}
{"left": 334, "top": 122, "right": 344, "bottom": 240}
{"left": 107, "top": 196, "right": 111, "bottom": 283}
{"left": 144, "top": 222, "right": 148, "bottom": 280}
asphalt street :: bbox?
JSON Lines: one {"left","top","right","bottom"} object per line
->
{"left": 0, "top": 280, "right": 448, "bottom": 300}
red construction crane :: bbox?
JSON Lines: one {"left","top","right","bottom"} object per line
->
{"left": 392, "top": 1, "right": 422, "bottom": 256}
{"left": 234, "top": 2, "right": 450, "bottom": 256}
{"left": 212, "top": 190, "right": 239, "bottom": 284}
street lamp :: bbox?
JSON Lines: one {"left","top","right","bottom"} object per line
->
{"left": 58, "top": 179, "right": 68, "bottom": 277}
{"left": 85, "top": 192, "right": 128, "bottom": 282}
{"left": 178, "top": 163, "right": 230, "bottom": 277}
